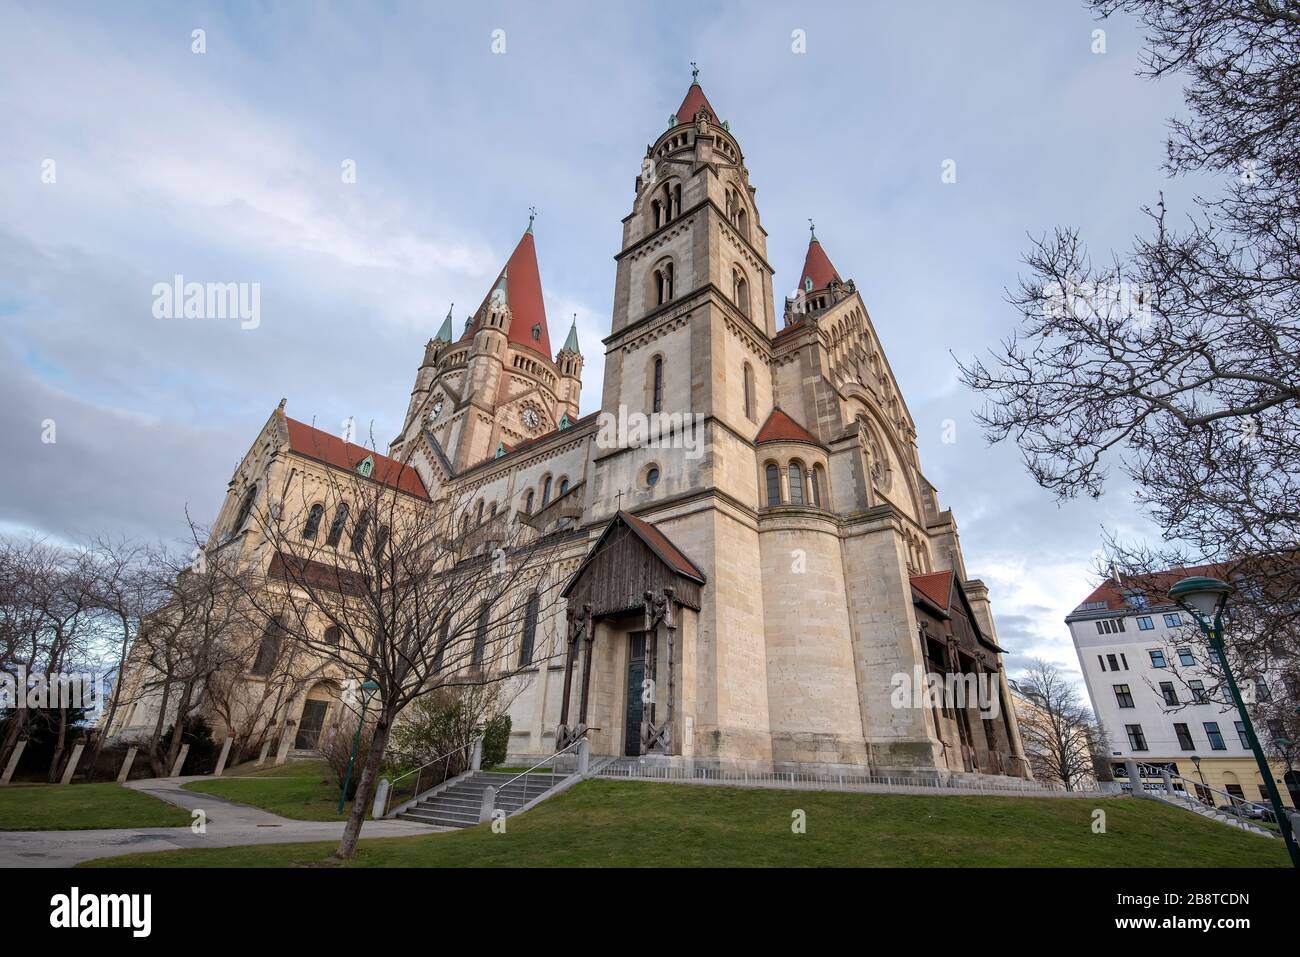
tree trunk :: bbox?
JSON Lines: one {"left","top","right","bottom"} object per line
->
{"left": 164, "top": 682, "right": 196, "bottom": 774}
{"left": 46, "top": 705, "right": 69, "bottom": 783}
{"left": 334, "top": 715, "right": 392, "bottom": 861}
{"left": 147, "top": 682, "right": 172, "bottom": 776}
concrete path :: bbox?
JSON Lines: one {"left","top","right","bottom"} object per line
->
{"left": 0, "top": 776, "right": 440, "bottom": 868}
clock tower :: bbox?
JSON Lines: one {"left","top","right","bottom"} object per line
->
{"left": 389, "top": 218, "right": 579, "bottom": 479}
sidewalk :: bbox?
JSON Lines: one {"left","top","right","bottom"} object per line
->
{"left": 0, "top": 776, "right": 438, "bottom": 867}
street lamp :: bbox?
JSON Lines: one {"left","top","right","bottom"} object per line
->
{"left": 1169, "top": 576, "right": 1299, "bottom": 868}
{"left": 338, "top": 678, "right": 380, "bottom": 814}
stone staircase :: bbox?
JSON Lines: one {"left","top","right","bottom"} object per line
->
{"left": 397, "top": 770, "right": 570, "bottom": 828}
{"left": 1151, "top": 791, "right": 1278, "bottom": 838}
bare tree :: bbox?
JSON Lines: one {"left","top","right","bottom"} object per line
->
{"left": 229, "top": 438, "right": 568, "bottom": 859}
{"left": 1010, "top": 660, "right": 1100, "bottom": 791}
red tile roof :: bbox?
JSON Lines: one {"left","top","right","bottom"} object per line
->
{"left": 910, "top": 570, "right": 953, "bottom": 609}
{"left": 675, "top": 82, "right": 720, "bottom": 125}
{"left": 800, "top": 237, "right": 841, "bottom": 291}
{"left": 1074, "top": 563, "right": 1227, "bottom": 612}
{"left": 620, "top": 511, "right": 706, "bottom": 583}
{"left": 284, "top": 417, "right": 429, "bottom": 499}
{"left": 460, "top": 228, "right": 552, "bottom": 363}
{"left": 755, "top": 408, "right": 821, "bottom": 445}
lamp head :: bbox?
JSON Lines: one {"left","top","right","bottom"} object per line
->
{"left": 1191, "top": 754, "right": 1201, "bottom": 769}
{"left": 1168, "top": 576, "right": 1234, "bottom": 625}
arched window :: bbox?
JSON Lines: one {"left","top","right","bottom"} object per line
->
{"left": 252, "top": 617, "right": 283, "bottom": 676}
{"left": 323, "top": 625, "right": 340, "bottom": 646}
{"left": 472, "top": 602, "right": 490, "bottom": 668}
{"left": 302, "top": 503, "right": 325, "bottom": 541}
{"left": 671, "top": 183, "right": 681, "bottom": 219}
{"left": 652, "top": 356, "right": 663, "bottom": 412}
{"left": 651, "top": 199, "right": 663, "bottom": 229}
{"left": 736, "top": 207, "right": 748, "bottom": 238}
{"left": 349, "top": 508, "right": 372, "bottom": 553}
{"left": 811, "top": 465, "right": 825, "bottom": 508}
{"left": 433, "top": 614, "right": 451, "bottom": 673}
{"left": 788, "top": 461, "right": 806, "bottom": 506}
{"left": 475, "top": 500, "right": 484, "bottom": 525}
{"left": 325, "top": 503, "right": 349, "bottom": 547}
{"left": 654, "top": 262, "right": 675, "bottom": 306}
{"left": 519, "top": 591, "right": 540, "bottom": 666}
{"left": 541, "top": 476, "right": 552, "bottom": 506}
{"left": 733, "top": 269, "right": 750, "bottom": 317}
{"left": 524, "top": 489, "right": 535, "bottom": 514}
{"left": 489, "top": 502, "right": 498, "bottom": 518}
{"left": 233, "top": 485, "right": 257, "bottom": 533}
{"left": 743, "top": 362, "right": 754, "bottom": 421}
{"left": 765, "top": 463, "right": 782, "bottom": 506}
{"left": 373, "top": 525, "right": 390, "bottom": 558}
{"left": 559, "top": 477, "right": 570, "bottom": 496}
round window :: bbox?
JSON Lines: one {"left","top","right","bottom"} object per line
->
{"left": 646, "top": 467, "right": 660, "bottom": 487}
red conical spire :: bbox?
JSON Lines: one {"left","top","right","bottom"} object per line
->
{"left": 460, "top": 220, "right": 552, "bottom": 362}
{"left": 799, "top": 222, "right": 841, "bottom": 291}
{"left": 674, "top": 64, "right": 720, "bottom": 126}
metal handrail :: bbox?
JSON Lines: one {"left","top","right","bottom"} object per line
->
{"left": 382, "top": 739, "right": 474, "bottom": 817}
{"left": 488, "top": 732, "right": 588, "bottom": 801}
{"left": 1133, "top": 761, "right": 1280, "bottom": 822}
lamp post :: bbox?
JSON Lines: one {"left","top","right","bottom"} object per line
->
{"left": 338, "top": 678, "right": 380, "bottom": 814}
{"left": 1169, "top": 576, "right": 1299, "bottom": 867}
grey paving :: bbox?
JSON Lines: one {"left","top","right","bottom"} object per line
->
{"left": 0, "top": 775, "right": 439, "bottom": 868}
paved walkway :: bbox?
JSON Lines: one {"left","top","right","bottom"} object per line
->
{"left": 0, "top": 776, "right": 438, "bottom": 868}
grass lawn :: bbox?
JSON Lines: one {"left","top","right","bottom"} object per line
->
{"left": 0, "top": 782, "right": 192, "bottom": 831}
{"left": 180, "top": 760, "right": 354, "bottom": 821}
{"left": 83, "top": 779, "right": 1290, "bottom": 867}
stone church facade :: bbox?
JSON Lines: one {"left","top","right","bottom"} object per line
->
{"left": 114, "top": 78, "right": 1030, "bottom": 780}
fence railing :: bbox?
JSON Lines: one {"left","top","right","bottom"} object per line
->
{"left": 380, "top": 740, "right": 474, "bottom": 817}
{"left": 1131, "top": 761, "right": 1282, "bottom": 827}
{"left": 594, "top": 759, "right": 1075, "bottom": 796}
{"left": 486, "top": 735, "right": 588, "bottom": 810}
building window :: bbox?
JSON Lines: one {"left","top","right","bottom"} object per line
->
{"left": 323, "top": 625, "right": 340, "bottom": 646}
{"left": 1107, "top": 653, "right": 1121, "bottom": 671}
{"left": 1174, "top": 723, "right": 1195, "bottom": 750}
{"left": 1096, "top": 618, "right": 1127, "bottom": 634}
{"left": 654, "top": 262, "right": 675, "bottom": 305}
{"left": 519, "top": 592, "right": 539, "bottom": 666}
{"left": 788, "top": 461, "right": 805, "bottom": 505}
{"left": 1125, "top": 724, "right": 1148, "bottom": 751}
{"left": 732, "top": 269, "right": 750, "bottom": 317}
{"left": 742, "top": 362, "right": 754, "bottom": 421}
{"left": 1149, "top": 649, "right": 1167, "bottom": 668}
{"left": 645, "top": 466, "right": 660, "bottom": 488}
{"left": 1098, "top": 655, "right": 1106, "bottom": 672}
{"left": 475, "top": 500, "right": 484, "bottom": 525}
{"left": 525, "top": 489, "right": 535, "bottom": 514}
{"left": 251, "top": 618, "right": 283, "bottom": 677}
{"left": 559, "top": 478, "right": 570, "bottom": 496}
{"left": 349, "top": 508, "right": 372, "bottom": 554}
{"left": 1127, "top": 594, "right": 1149, "bottom": 609}
{"left": 765, "top": 463, "right": 781, "bottom": 506}
{"left": 1159, "top": 681, "right": 1179, "bottom": 706}
{"left": 810, "top": 465, "right": 824, "bottom": 507}
{"left": 1121, "top": 653, "right": 1128, "bottom": 669}
{"left": 302, "top": 503, "right": 325, "bottom": 541}
{"left": 1177, "top": 647, "right": 1195, "bottom": 667}
{"left": 1114, "top": 684, "right": 1135, "bottom": 708}
{"left": 652, "top": 356, "right": 663, "bottom": 413}
{"left": 373, "top": 525, "right": 390, "bottom": 558}
{"left": 471, "top": 603, "right": 491, "bottom": 668}
{"left": 541, "top": 476, "right": 552, "bottom": 507}
{"left": 1163, "top": 613, "right": 1183, "bottom": 627}
{"left": 1203, "top": 722, "right": 1226, "bottom": 750}
{"left": 1235, "top": 721, "right": 1250, "bottom": 749}
{"left": 1137, "top": 616, "right": 1154, "bottom": 630}
{"left": 233, "top": 485, "right": 257, "bottom": 533}
{"left": 325, "top": 503, "right": 349, "bottom": 547}
{"left": 1189, "top": 679, "right": 1208, "bottom": 703}
{"left": 433, "top": 615, "right": 451, "bottom": 673}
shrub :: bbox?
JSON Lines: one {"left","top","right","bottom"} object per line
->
{"left": 481, "top": 713, "right": 511, "bottom": 768}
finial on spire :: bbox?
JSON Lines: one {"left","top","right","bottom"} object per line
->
{"left": 276, "top": 397, "right": 286, "bottom": 414}
{"left": 527, "top": 206, "right": 537, "bottom": 234}
{"left": 808, "top": 218, "right": 817, "bottom": 241}
{"left": 690, "top": 61, "right": 699, "bottom": 85}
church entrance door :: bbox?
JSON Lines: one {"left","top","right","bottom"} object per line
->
{"left": 624, "top": 632, "right": 646, "bottom": 756}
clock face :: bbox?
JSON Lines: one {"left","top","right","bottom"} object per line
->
{"left": 428, "top": 399, "right": 443, "bottom": 422}
{"left": 522, "top": 408, "right": 539, "bottom": 430}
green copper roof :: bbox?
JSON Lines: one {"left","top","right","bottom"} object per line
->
{"left": 561, "top": 316, "right": 580, "bottom": 355}
{"left": 434, "top": 303, "right": 454, "bottom": 343}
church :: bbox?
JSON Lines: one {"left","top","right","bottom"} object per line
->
{"left": 121, "top": 76, "right": 1030, "bottom": 781}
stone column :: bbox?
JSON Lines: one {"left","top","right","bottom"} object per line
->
{"left": 470, "top": 735, "right": 484, "bottom": 771}
{"left": 256, "top": 739, "right": 271, "bottom": 767}
{"left": 372, "top": 778, "right": 390, "bottom": 819}
{"left": 1, "top": 740, "right": 27, "bottom": 785}
{"left": 116, "top": 747, "right": 138, "bottom": 784}
{"left": 170, "top": 743, "right": 190, "bottom": 778}
{"left": 59, "top": 743, "right": 85, "bottom": 785}
{"left": 1125, "top": 759, "right": 1144, "bottom": 798}
{"left": 478, "top": 785, "right": 497, "bottom": 824}
{"left": 274, "top": 723, "right": 294, "bottom": 765}
{"left": 1160, "top": 768, "right": 1175, "bottom": 796}
{"left": 576, "top": 736, "right": 590, "bottom": 776}
{"left": 213, "top": 737, "right": 235, "bottom": 777}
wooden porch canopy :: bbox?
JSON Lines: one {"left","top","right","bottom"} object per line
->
{"left": 555, "top": 511, "right": 705, "bottom": 753}
{"left": 561, "top": 510, "right": 705, "bottom": 617}
{"left": 909, "top": 570, "right": 1006, "bottom": 656}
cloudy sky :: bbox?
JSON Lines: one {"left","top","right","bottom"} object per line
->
{"left": 0, "top": 1, "right": 1205, "bottom": 684}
